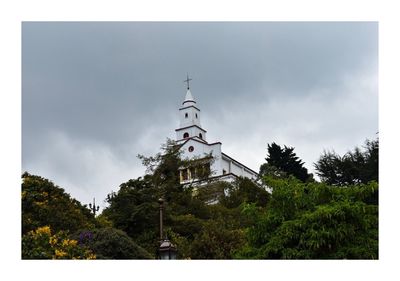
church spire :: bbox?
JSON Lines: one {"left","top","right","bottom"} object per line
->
{"left": 182, "top": 74, "right": 196, "bottom": 106}
{"left": 183, "top": 89, "right": 196, "bottom": 105}
{"left": 176, "top": 74, "right": 206, "bottom": 142}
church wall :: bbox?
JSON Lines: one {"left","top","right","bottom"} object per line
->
{"left": 221, "top": 158, "right": 230, "bottom": 174}
{"left": 221, "top": 154, "right": 258, "bottom": 180}
{"left": 210, "top": 145, "right": 223, "bottom": 176}
{"left": 179, "top": 140, "right": 222, "bottom": 177}
{"left": 230, "top": 161, "right": 244, "bottom": 176}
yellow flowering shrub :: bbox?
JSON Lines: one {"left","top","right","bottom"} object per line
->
{"left": 36, "top": 226, "right": 51, "bottom": 235}
{"left": 22, "top": 226, "right": 95, "bottom": 259}
{"left": 54, "top": 249, "right": 67, "bottom": 258}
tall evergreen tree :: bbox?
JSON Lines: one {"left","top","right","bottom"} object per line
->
{"left": 259, "top": 142, "right": 312, "bottom": 182}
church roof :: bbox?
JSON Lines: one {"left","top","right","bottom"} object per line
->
{"left": 183, "top": 89, "right": 196, "bottom": 105}
{"left": 176, "top": 136, "right": 220, "bottom": 147}
{"left": 175, "top": 124, "right": 207, "bottom": 133}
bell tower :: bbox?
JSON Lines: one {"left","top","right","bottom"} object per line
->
{"left": 176, "top": 75, "right": 207, "bottom": 142}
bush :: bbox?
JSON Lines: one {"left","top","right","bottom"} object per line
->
{"left": 74, "top": 228, "right": 153, "bottom": 259}
{"left": 22, "top": 226, "right": 95, "bottom": 259}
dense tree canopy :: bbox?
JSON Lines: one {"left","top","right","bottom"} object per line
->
{"left": 235, "top": 176, "right": 378, "bottom": 259}
{"left": 22, "top": 172, "right": 97, "bottom": 235}
{"left": 259, "top": 142, "right": 313, "bottom": 182}
{"left": 314, "top": 138, "right": 378, "bottom": 186}
{"left": 22, "top": 138, "right": 379, "bottom": 260}
{"left": 100, "top": 140, "right": 270, "bottom": 258}
{"left": 101, "top": 164, "right": 266, "bottom": 258}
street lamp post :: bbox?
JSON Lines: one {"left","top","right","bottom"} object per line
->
{"left": 159, "top": 239, "right": 177, "bottom": 260}
{"left": 158, "top": 197, "right": 177, "bottom": 259}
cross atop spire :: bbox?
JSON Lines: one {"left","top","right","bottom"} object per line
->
{"left": 184, "top": 73, "right": 192, "bottom": 90}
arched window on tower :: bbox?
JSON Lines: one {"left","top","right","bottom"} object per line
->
{"left": 199, "top": 133, "right": 203, "bottom": 139}
{"left": 195, "top": 113, "right": 198, "bottom": 118}
{"left": 185, "top": 113, "right": 188, "bottom": 118}
{"left": 183, "top": 132, "right": 189, "bottom": 139}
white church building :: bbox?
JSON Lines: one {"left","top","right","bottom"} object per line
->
{"left": 175, "top": 78, "right": 259, "bottom": 185}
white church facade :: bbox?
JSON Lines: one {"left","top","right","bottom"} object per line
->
{"left": 175, "top": 78, "right": 258, "bottom": 185}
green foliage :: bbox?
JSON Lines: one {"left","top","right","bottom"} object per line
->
{"left": 258, "top": 163, "right": 287, "bottom": 179}
{"left": 220, "top": 177, "right": 270, "bottom": 208}
{"left": 137, "top": 139, "right": 185, "bottom": 198}
{"left": 195, "top": 181, "right": 229, "bottom": 206}
{"left": 235, "top": 177, "right": 378, "bottom": 259}
{"left": 73, "top": 228, "right": 153, "bottom": 259}
{"left": 102, "top": 140, "right": 211, "bottom": 256}
{"left": 163, "top": 228, "right": 192, "bottom": 259}
{"left": 166, "top": 203, "right": 251, "bottom": 259}
{"left": 314, "top": 138, "right": 379, "bottom": 185}
{"left": 260, "top": 142, "right": 313, "bottom": 182}
{"left": 95, "top": 213, "right": 113, "bottom": 228}
{"left": 169, "top": 214, "right": 204, "bottom": 240}
{"left": 22, "top": 226, "right": 95, "bottom": 259}
{"left": 106, "top": 177, "right": 158, "bottom": 231}
{"left": 22, "top": 172, "right": 96, "bottom": 235}
{"left": 101, "top": 176, "right": 160, "bottom": 254}
{"left": 102, "top": 139, "right": 267, "bottom": 259}
{"left": 190, "top": 220, "right": 246, "bottom": 259}
{"left": 23, "top": 137, "right": 378, "bottom": 260}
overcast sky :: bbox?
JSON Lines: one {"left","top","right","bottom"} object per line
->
{"left": 22, "top": 22, "right": 378, "bottom": 211}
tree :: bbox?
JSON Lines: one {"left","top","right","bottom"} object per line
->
{"left": 102, "top": 139, "right": 215, "bottom": 254}
{"left": 73, "top": 228, "right": 153, "bottom": 259}
{"left": 314, "top": 138, "right": 378, "bottom": 186}
{"left": 259, "top": 142, "right": 313, "bottom": 182}
{"left": 190, "top": 219, "right": 246, "bottom": 259}
{"left": 258, "top": 163, "right": 287, "bottom": 179}
{"left": 101, "top": 176, "right": 160, "bottom": 254}
{"left": 235, "top": 176, "right": 378, "bottom": 259}
{"left": 220, "top": 177, "right": 270, "bottom": 208}
{"left": 22, "top": 172, "right": 97, "bottom": 235}
{"left": 137, "top": 139, "right": 183, "bottom": 198}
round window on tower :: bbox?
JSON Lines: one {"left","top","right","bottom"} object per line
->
{"left": 188, "top": 146, "right": 194, "bottom": 152}
{"left": 183, "top": 132, "right": 189, "bottom": 139}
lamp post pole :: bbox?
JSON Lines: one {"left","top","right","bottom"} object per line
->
{"left": 157, "top": 197, "right": 177, "bottom": 259}
{"left": 158, "top": 197, "right": 164, "bottom": 241}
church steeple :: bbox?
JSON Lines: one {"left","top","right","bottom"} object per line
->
{"left": 182, "top": 74, "right": 196, "bottom": 106}
{"left": 183, "top": 88, "right": 196, "bottom": 106}
{"left": 175, "top": 75, "right": 207, "bottom": 142}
